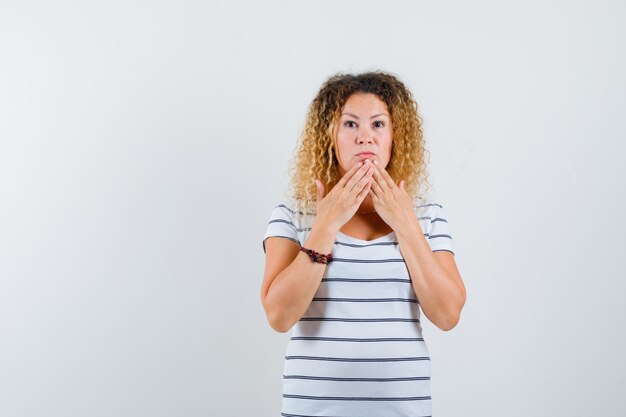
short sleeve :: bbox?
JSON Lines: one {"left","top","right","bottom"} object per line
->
{"left": 427, "top": 203, "right": 455, "bottom": 255}
{"left": 262, "top": 203, "right": 301, "bottom": 254}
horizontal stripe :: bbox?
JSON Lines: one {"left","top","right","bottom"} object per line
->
{"left": 299, "top": 317, "right": 420, "bottom": 323}
{"left": 263, "top": 235, "right": 454, "bottom": 254}
{"left": 433, "top": 249, "right": 455, "bottom": 254}
{"left": 285, "top": 356, "right": 430, "bottom": 362}
{"left": 268, "top": 211, "right": 446, "bottom": 232}
{"left": 263, "top": 226, "right": 448, "bottom": 242}
{"left": 281, "top": 413, "right": 432, "bottom": 417}
{"left": 262, "top": 235, "right": 300, "bottom": 254}
{"left": 268, "top": 218, "right": 311, "bottom": 233}
{"left": 263, "top": 235, "right": 300, "bottom": 245}
{"left": 429, "top": 233, "right": 452, "bottom": 240}
{"left": 283, "top": 393, "right": 431, "bottom": 401}
{"left": 275, "top": 207, "right": 442, "bottom": 224}
{"left": 284, "top": 375, "right": 430, "bottom": 382}
{"left": 330, "top": 257, "right": 406, "bottom": 263}
{"left": 263, "top": 233, "right": 447, "bottom": 248}
{"left": 277, "top": 204, "right": 313, "bottom": 215}
{"left": 418, "top": 202, "right": 442, "bottom": 208}
{"left": 322, "top": 277, "right": 411, "bottom": 283}
{"left": 334, "top": 240, "right": 399, "bottom": 247}
{"left": 290, "top": 336, "right": 424, "bottom": 342}
{"left": 282, "top": 414, "right": 333, "bottom": 417}
{"left": 312, "top": 297, "right": 418, "bottom": 304}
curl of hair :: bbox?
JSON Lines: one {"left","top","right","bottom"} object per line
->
{"left": 285, "top": 70, "right": 432, "bottom": 224}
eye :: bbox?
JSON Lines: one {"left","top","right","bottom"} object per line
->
{"left": 373, "top": 121, "right": 385, "bottom": 128}
{"left": 344, "top": 121, "right": 357, "bottom": 128}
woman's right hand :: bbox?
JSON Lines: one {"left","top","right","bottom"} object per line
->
{"left": 314, "top": 159, "right": 375, "bottom": 232}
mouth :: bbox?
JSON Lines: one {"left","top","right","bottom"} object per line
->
{"left": 356, "top": 152, "right": 375, "bottom": 157}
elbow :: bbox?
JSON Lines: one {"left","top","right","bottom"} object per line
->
{"left": 261, "top": 291, "right": 294, "bottom": 333}
{"left": 437, "top": 313, "right": 460, "bottom": 331}
{"left": 435, "top": 299, "right": 465, "bottom": 331}
{"left": 438, "top": 286, "right": 466, "bottom": 331}
{"left": 268, "top": 314, "right": 293, "bottom": 333}
{"left": 263, "top": 303, "right": 293, "bottom": 334}
{"left": 267, "top": 313, "right": 286, "bottom": 333}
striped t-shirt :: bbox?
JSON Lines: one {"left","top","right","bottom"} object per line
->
{"left": 262, "top": 197, "right": 454, "bottom": 417}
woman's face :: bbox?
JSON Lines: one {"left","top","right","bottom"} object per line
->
{"left": 333, "top": 92, "right": 393, "bottom": 178}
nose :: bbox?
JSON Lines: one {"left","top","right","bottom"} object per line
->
{"left": 356, "top": 127, "right": 373, "bottom": 143}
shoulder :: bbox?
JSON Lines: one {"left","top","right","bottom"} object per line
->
{"left": 411, "top": 196, "right": 445, "bottom": 218}
{"left": 265, "top": 198, "right": 316, "bottom": 234}
{"left": 262, "top": 201, "right": 303, "bottom": 253}
{"left": 266, "top": 201, "right": 297, "bottom": 225}
{"left": 268, "top": 199, "right": 311, "bottom": 220}
{"left": 412, "top": 196, "right": 454, "bottom": 254}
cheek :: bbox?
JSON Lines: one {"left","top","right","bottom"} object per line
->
{"left": 335, "top": 134, "right": 350, "bottom": 159}
{"left": 384, "top": 136, "right": 393, "bottom": 155}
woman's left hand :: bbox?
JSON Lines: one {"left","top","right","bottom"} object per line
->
{"left": 369, "top": 160, "right": 415, "bottom": 231}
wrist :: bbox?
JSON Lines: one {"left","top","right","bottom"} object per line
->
{"left": 300, "top": 246, "right": 333, "bottom": 264}
{"left": 301, "top": 219, "right": 338, "bottom": 256}
{"left": 311, "top": 218, "right": 339, "bottom": 236}
{"left": 394, "top": 213, "right": 423, "bottom": 241}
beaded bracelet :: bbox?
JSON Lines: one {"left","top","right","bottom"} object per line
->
{"left": 299, "top": 246, "right": 333, "bottom": 264}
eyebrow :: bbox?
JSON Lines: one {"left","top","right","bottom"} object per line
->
{"left": 341, "top": 112, "right": 389, "bottom": 119}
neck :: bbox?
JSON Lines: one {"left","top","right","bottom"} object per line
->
{"left": 356, "top": 195, "right": 375, "bottom": 214}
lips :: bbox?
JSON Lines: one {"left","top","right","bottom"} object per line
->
{"left": 356, "top": 152, "right": 375, "bottom": 156}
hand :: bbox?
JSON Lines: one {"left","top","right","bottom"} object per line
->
{"left": 314, "top": 159, "right": 375, "bottom": 231}
{"left": 369, "top": 160, "right": 414, "bottom": 231}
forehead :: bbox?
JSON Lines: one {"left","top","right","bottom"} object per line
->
{"left": 341, "top": 92, "right": 389, "bottom": 116}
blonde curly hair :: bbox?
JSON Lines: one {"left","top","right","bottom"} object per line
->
{"left": 286, "top": 70, "right": 432, "bottom": 218}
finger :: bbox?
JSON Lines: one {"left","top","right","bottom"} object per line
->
{"left": 357, "top": 180, "right": 372, "bottom": 202}
{"left": 341, "top": 161, "right": 369, "bottom": 191}
{"left": 370, "top": 163, "right": 388, "bottom": 190}
{"left": 372, "top": 160, "right": 393, "bottom": 188}
{"left": 347, "top": 161, "right": 374, "bottom": 193}
{"left": 351, "top": 165, "right": 374, "bottom": 196}
{"left": 336, "top": 161, "right": 365, "bottom": 188}
{"left": 369, "top": 187, "right": 379, "bottom": 202}
{"left": 373, "top": 160, "right": 396, "bottom": 188}
{"left": 370, "top": 173, "right": 383, "bottom": 195}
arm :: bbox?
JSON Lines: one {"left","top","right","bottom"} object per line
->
{"left": 395, "top": 214, "right": 466, "bottom": 331}
{"left": 261, "top": 220, "right": 337, "bottom": 333}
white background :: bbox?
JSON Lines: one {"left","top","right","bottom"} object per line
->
{"left": 1, "top": 1, "right": 625, "bottom": 416}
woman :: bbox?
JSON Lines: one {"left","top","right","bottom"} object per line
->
{"left": 261, "top": 71, "right": 466, "bottom": 416}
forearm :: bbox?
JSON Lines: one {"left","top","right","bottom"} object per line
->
{"left": 395, "top": 214, "right": 464, "bottom": 331}
{"left": 265, "top": 221, "right": 337, "bottom": 333}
